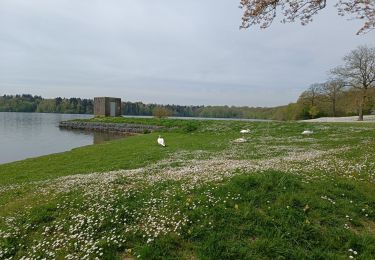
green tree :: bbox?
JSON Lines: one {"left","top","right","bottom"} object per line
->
{"left": 153, "top": 107, "right": 172, "bottom": 118}
{"left": 321, "top": 80, "right": 345, "bottom": 117}
{"left": 309, "top": 105, "right": 320, "bottom": 119}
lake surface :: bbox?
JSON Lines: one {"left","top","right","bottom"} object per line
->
{"left": 0, "top": 112, "right": 126, "bottom": 164}
{"left": 0, "top": 112, "right": 271, "bottom": 165}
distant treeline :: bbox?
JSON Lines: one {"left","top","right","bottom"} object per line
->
{"left": 122, "top": 101, "right": 283, "bottom": 119}
{"left": 287, "top": 84, "right": 375, "bottom": 120}
{"left": 0, "top": 94, "right": 281, "bottom": 119}
{"left": 2, "top": 89, "right": 374, "bottom": 120}
{"left": 0, "top": 95, "right": 93, "bottom": 114}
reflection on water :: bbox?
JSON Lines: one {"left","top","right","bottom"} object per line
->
{"left": 58, "top": 128, "right": 129, "bottom": 144}
{"left": 93, "top": 132, "right": 129, "bottom": 144}
{"left": 0, "top": 112, "right": 127, "bottom": 164}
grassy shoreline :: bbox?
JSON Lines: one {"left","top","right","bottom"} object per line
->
{"left": 1, "top": 118, "right": 375, "bottom": 259}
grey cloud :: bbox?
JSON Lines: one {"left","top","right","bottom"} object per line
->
{"left": 0, "top": 0, "right": 374, "bottom": 106}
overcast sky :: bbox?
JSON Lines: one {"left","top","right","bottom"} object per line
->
{"left": 0, "top": 0, "right": 374, "bottom": 106}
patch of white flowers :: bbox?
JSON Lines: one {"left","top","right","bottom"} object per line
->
{"left": 1, "top": 129, "right": 374, "bottom": 259}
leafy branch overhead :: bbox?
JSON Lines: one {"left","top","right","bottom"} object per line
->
{"left": 239, "top": 0, "right": 375, "bottom": 34}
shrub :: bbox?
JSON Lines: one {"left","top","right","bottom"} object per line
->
{"left": 153, "top": 107, "right": 172, "bottom": 118}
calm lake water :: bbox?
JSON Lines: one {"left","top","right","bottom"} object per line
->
{"left": 0, "top": 112, "right": 126, "bottom": 164}
{"left": 0, "top": 112, "right": 271, "bottom": 165}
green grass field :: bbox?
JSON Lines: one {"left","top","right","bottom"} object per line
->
{"left": 1, "top": 118, "right": 374, "bottom": 259}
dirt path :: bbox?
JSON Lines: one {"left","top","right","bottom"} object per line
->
{"left": 303, "top": 115, "right": 375, "bottom": 122}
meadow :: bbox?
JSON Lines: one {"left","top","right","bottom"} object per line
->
{"left": 0, "top": 118, "right": 374, "bottom": 259}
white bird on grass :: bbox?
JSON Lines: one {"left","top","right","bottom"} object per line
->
{"left": 233, "top": 137, "right": 247, "bottom": 143}
{"left": 240, "top": 129, "right": 251, "bottom": 134}
{"left": 302, "top": 130, "right": 313, "bottom": 135}
{"left": 157, "top": 135, "right": 166, "bottom": 147}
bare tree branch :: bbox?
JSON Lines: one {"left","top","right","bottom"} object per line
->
{"left": 331, "top": 45, "right": 375, "bottom": 120}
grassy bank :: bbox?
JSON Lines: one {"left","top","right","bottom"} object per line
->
{"left": 0, "top": 118, "right": 374, "bottom": 259}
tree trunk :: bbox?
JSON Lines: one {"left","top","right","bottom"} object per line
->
{"left": 358, "top": 88, "right": 367, "bottom": 121}
{"left": 358, "top": 103, "right": 364, "bottom": 121}
{"left": 332, "top": 98, "right": 336, "bottom": 117}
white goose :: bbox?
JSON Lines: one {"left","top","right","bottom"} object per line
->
{"left": 240, "top": 129, "right": 251, "bottom": 134}
{"left": 302, "top": 130, "right": 313, "bottom": 135}
{"left": 157, "top": 135, "right": 166, "bottom": 147}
